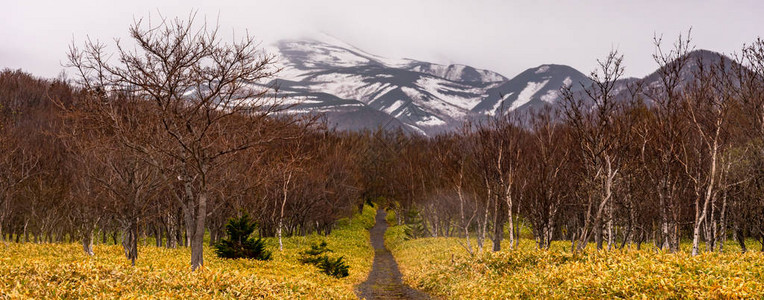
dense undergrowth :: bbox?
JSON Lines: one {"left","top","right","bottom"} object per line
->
{"left": 386, "top": 215, "right": 764, "bottom": 299}
{"left": 0, "top": 205, "right": 376, "bottom": 299}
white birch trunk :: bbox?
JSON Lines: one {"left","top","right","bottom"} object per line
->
{"left": 278, "top": 172, "right": 292, "bottom": 252}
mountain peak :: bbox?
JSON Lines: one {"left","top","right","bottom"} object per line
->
{"left": 686, "top": 49, "right": 725, "bottom": 58}
{"left": 268, "top": 36, "right": 596, "bottom": 133}
{"left": 470, "top": 64, "right": 590, "bottom": 115}
{"left": 269, "top": 38, "right": 740, "bottom": 134}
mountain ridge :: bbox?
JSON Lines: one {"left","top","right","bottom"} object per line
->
{"left": 268, "top": 37, "right": 729, "bottom": 135}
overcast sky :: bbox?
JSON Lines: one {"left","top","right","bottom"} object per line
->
{"left": 2, "top": 0, "right": 763, "bottom": 79}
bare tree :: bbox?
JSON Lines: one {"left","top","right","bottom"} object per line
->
{"left": 67, "top": 13, "right": 296, "bottom": 270}
{"left": 523, "top": 106, "right": 570, "bottom": 249}
{"left": 470, "top": 111, "right": 524, "bottom": 252}
{"left": 433, "top": 127, "right": 478, "bottom": 254}
{"left": 729, "top": 38, "right": 764, "bottom": 252}
{"left": 561, "top": 50, "right": 625, "bottom": 252}
{"left": 274, "top": 135, "right": 310, "bottom": 251}
{"left": 642, "top": 31, "right": 694, "bottom": 252}
{"left": 681, "top": 54, "right": 732, "bottom": 255}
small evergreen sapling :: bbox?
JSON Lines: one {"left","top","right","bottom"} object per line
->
{"left": 298, "top": 241, "right": 332, "bottom": 264}
{"left": 298, "top": 241, "right": 349, "bottom": 278}
{"left": 318, "top": 256, "right": 349, "bottom": 278}
{"left": 214, "top": 213, "right": 272, "bottom": 260}
{"left": 404, "top": 209, "right": 428, "bottom": 240}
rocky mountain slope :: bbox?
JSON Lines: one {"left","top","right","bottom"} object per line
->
{"left": 267, "top": 36, "right": 729, "bottom": 134}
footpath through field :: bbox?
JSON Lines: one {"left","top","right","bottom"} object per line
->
{"left": 356, "top": 209, "right": 430, "bottom": 300}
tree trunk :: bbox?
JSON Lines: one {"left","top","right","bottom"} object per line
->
{"left": 82, "top": 229, "right": 95, "bottom": 256}
{"left": 515, "top": 218, "right": 522, "bottom": 249}
{"left": 208, "top": 226, "right": 216, "bottom": 247}
{"left": 155, "top": 225, "right": 163, "bottom": 248}
{"left": 457, "top": 181, "right": 472, "bottom": 254}
{"left": 607, "top": 198, "right": 614, "bottom": 250}
{"left": 622, "top": 198, "right": 636, "bottom": 249}
{"left": 658, "top": 180, "right": 672, "bottom": 251}
{"left": 691, "top": 206, "right": 704, "bottom": 256}
{"left": 122, "top": 222, "right": 138, "bottom": 266}
{"left": 492, "top": 198, "right": 504, "bottom": 252}
{"left": 0, "top": 197, "right": 6, "bottom": 244}
{"left": 278, "top": 172, "right": 292, "bottom": 252}
{"left": 706, "top": 194, "right": 717, "bottom": 252}
{"left": 190, "top": 192, "right": 207, "bottom": 271}
{"left": 23, "top": 219, "right": 29, "bottom": 243}
{"left": 479, "top": 180, "right": 492, "bottom": 252}
{"left": 736, "top": 226, "right": 746, "bottom": 253}
{"left": 182, "top": 178, "right": 197, "bottom": 250}
{"left": 717, "top": 191, "right": 727, "bottom": 252}
{"left": 595, "top": 220, "right": 603, "bottom": 250}
{"left": 545, "top": 217, "right": 555, "bottom": 249}
{"left": 174, "top": 207, "right": 182, "bottom": 248}
{"left": 692, "top": 139, "right": 718, "bottom": 256}
{"left": 505, "top": 189, "right": 514, "bottom": 250}
{"left": 166, "top": 220, "right": 177, "bottom": 249}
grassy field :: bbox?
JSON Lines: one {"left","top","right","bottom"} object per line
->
{"left": 0, "top": 205, "right": 376, "bottom": 299}
{"left": 386, "top": 218, "right": 764, "bottom": 299}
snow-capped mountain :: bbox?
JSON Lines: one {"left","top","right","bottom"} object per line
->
{"left": 268, "top": 37, "right": 514, "bottom": 134}
{"left": 265, "top": 36, "right": 590, "bottom": 134}
{"left": 471, "top": 64, "right": 590, "bottom": 116}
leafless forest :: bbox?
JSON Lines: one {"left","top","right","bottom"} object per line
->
{"left": 2, "top": 17, "right": 764, "bottom": 272}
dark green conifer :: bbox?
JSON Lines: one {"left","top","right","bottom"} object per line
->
{"left": 298, "top": 241, "right": 349, "bottom": 278}
{"left": 214, "top": 213, "right": 272, "bottom": 260}
{"left": 404, "top": 209, "right": 427, "bottom": 240}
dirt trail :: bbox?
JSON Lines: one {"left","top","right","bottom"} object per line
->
{"left": 356, "top": 209, "right": 431, "bottom": 300}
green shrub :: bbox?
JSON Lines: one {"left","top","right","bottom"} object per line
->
{"left": 404, "top": 209, "right": 427, "bottom": 240}
{"left": 214, "top": 213, "right": 272, "bottom": 260}
{"left": 318, "top": 256, "right": 350, "bottom": 278}
{"left": 299, "top": 241, "right": 349, "bottom": 278}
{"left": 299, "top": 241, "right": 333, "bottom": 264}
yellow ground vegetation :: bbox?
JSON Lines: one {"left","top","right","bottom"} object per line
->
{"left": 386, "top": 222, "right": 764, "bottom": 299}
{"left": 0, "top": 205, "right": 376, "bottom": 299}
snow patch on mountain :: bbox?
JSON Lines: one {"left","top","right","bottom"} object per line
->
{"left": 373, "top": 85, "right": 398, "bottom": 102}
{"left": 488, "top": 92, "right": 514, "bottom": 116}
{"left": 307, "top": 73, "right": 366, "bottom": 98}
{"left": 535, "top": 65, "right": 550, "bottom": 74}
{"left": 281, "top": 98, "right": 325, "bottom": 105}
{"left": 401, "top": 86, "right": 421, "bottom": 101}
{"left": 415, "top": 77, "right": 482, "bottom": 111}
{"left": 540, "top": 90, "right": 559, "bottom": 103}
{"left": 563, "top": 76, "right": 573, "bottom": 87}
{"left": 416, "top": 115, "right": 446, "bottom": 126}
{"left": 510, "top": 80, "right": 550, "bottom": 111}
{"left": 411, "top": 63, "right": 506, "bottom": 83}
{"left": 384, "top": 99, "right": 407, "bottom": 115}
